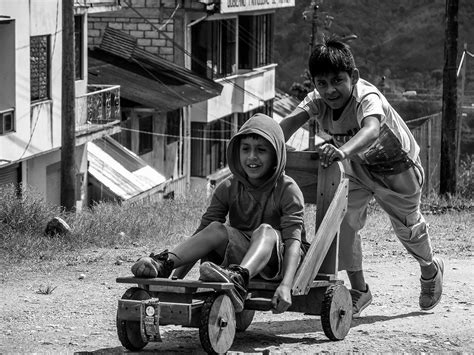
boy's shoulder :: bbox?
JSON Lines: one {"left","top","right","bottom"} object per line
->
{"left": 354, "top": 78, "right": 382, "bottom": 101}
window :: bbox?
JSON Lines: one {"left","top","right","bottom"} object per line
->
{"left": 112, "top": 113, "right": 132, "bottom": 150}
{"left": 74, "top": 15, "right": 84, "bottom": 80}
{"left": 191, "top": 19, "right": 236, "bottom": 79}
{"left": 0, "top": 19, "right": 16, "bottom": 132}
{"left": 138, "top": 115, "right": 153, "bottom": 155}
{"left": 191, "top": 115, "right": 233, "bottom": 177}
{"left": 166, "top": 109, "right": 184, "bottom": 177}
{"left": 239, "top": 14, "right": 273, "bottom": 70}
{"left": 30, "top": 35, "right": 50, "bottom": 102}
{"left": 237, "top": 100, "right": 273, "bottom": 127}
{"left": 0, "top": 109, "right": 15, "bottom": 135}
{"left": 166, "top": 110, "right": 180, "bottom": 145}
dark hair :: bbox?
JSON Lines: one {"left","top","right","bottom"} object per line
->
{"left": 239, "top": 133, "right": 265, "bottom": 142}
{"left": 308, "top": 38, "right": 356, "bottom": 78}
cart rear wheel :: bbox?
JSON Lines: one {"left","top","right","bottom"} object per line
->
{"left": 236, "top": 310, "right": 255, "bottom": 332}
{"left": 321, "top": 284, "right": 352, "bottom": 340}
{"left": 199, "top": 293, "right": 236, "bottom": 354}
{"left": 117, "top": 287, "right": 150, "bottom": 351}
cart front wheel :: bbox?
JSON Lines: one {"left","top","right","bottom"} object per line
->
{"left": 117, "top": 287, "right": 151, "bottom": 351}
{"left": 199, "top": 293, "right": 236, "bottom": 354}
{"left": 321, "top": 284, "right": 352, "bottom": 340}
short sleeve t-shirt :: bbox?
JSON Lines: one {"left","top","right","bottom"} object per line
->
{"left": 298, "top": 79, "right": 420, "bottom": 165}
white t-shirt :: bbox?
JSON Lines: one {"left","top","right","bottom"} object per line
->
{"left": 298, "top": 79, "right": 420, "bottom": 165}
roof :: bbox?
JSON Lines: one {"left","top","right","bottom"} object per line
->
{"left": 273, "top": 91, "right": 309, "bottom": 151}
{"left": 88, "top": 137, "right": 167, "bottom": 201}
{"left": 88, "top": 27, "right": 222, "bottom": 111}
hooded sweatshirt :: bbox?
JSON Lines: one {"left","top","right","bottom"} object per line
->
{"left": 195, "top": 113, "right": 308, "bottom": 250}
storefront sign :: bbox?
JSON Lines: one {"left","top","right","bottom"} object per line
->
{"left": 220, "top": 0, "right": 295, "bottom": 14}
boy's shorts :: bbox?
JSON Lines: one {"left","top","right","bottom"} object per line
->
{"left": 219, "top": 225, "right": 303, "bottom": 281}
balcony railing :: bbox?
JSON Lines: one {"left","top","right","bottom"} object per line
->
{"left": 74, "top": 0, "right": 121, "bottom": 12}
{"left": 76, "top": 85, "right": 120, "bottom": 132}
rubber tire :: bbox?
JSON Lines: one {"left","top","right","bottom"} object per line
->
{"left": 236, "top": 310, "right": 255, "bottom": 332}
{"left": 199, "top": 293, "right": 236, "bottom": 354}
{"left": 321, "top": 284, "right": 352, "bottom": 341}
{"left": 116, "top": 287, "right": 151, "bottom": 351}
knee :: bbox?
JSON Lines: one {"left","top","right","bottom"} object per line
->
{"left": 393, "top": 211, "right": 429, "bottom": 242}
{"left": 205, "top": 221, "right": 227, "bottom": 235}
{"left": 252, "top": 224, "right": 278, "bottom": 242}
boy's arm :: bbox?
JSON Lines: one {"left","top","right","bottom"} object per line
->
{"left": 280, "top": 107, "right": 310, "bottom": 142}
{"left": 193, "top": 182, "right": 229, "bottom": 235}
{"left": 319, "top": 115, "right": 380, "bottom": 167}
{"left": 272, "top": 238, "right": 301, "bottom": 313}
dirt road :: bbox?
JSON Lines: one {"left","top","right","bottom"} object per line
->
{"left": 1, "top": 247, "right": 473, "bottom": 354}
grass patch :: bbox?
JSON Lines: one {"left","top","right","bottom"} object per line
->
{"left": 36, "top": 284, "right": 58, "bottom": 295}
{"left": 1, "top": 175, "right": 472, "bottom": 263}
{"left": 0, "top": 184, "right": 208, "bottom": 262}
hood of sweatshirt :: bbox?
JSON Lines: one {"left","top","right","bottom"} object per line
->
{"left": 227, "top": 113, "right": 286, "bottom": 192}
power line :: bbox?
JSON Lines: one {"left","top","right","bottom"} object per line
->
{"left": 120, "top": 127, "right": 232, "bottom": 142}
{"left": 121, "top": 0, "right": 268, "bottom": 104}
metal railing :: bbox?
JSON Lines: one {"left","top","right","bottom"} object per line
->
{"left": 76, "top": 85, "right": 120, "bottom": 130}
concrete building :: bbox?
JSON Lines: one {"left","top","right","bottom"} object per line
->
{"left": 88, "top": 0, "right": 296, "bottom": 192}
{"left": 0, "top": 0, "right": 127, "bottom": 209}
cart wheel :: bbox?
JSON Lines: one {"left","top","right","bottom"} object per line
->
{"left": 117, "top": 287, "right": 150, "bottom": 351}
{"left": 321, "top": 284, "right": 352, "bottom": 341}
{"left": 199, "top": 293, "right": 236, "bottom": 354}
{"left": 236, "top": 310, "right": 255, "bottom": 332}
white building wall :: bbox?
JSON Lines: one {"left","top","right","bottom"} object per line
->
{"left": 0, "top": 1, "right": 96, "bottom": 210}
{"left": 0, "top": 0, "right": 63, "bottom": 162}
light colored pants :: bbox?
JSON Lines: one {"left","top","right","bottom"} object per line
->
{"left": 339, "top": 159, "right": 433, "bottom": 271}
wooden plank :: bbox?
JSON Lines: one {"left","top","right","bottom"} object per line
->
{"left": 159, "top": 301, "right": 202, "bottom": 326}
{"left": 317, "top": 162, "right": 345, "bottom": 275}
{"left": 285, "top": 151, "right": 319, "bottom": 204}
{"left": 116, "top": 276, "right": 234, "bottom": 290}
{"left": 248, "top": 279, "right": 334, "bottom": 291}
{"left": 292, "top": 178, "right": 349, "bottom": 295}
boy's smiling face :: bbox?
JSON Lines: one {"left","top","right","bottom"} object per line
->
{"left": 313, "top": 69, "right": 359, "bottom": 110}
{"left": 239, "top": 135, "right": 276, "bottom": 187}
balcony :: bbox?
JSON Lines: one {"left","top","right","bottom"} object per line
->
{"left": 75, "top": 85, "right": 121, "bottom": 145}
{"left": 190, "top": 64, "right": 276, "bottom": 123}
{"left": 74, "top": 0, "right": 121, "bottom": 13}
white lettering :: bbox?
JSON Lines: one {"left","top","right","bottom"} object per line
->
{"left": 227, "top": 0, "right": 246, "bottom": 7}
{"left": 222, "top": 0, "right": 294, "bottom": 13}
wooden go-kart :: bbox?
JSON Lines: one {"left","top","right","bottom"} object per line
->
{"left": 116, "top": 151, "right": 351, "bottom": 354}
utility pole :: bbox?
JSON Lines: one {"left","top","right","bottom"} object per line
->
{"left": 440, "top": 0, "right": 458, "bottom": 196}
{"left": 309, "top": 0, "right": 319, "bottom": 54}
{"left": 61, "top": 0, "right": 76, "bottom": 211}
{"left": 456, "top": 43, "right": 467, "bottom": 171}
{"left": 307, "top": 0, "right": 320, "bottom": 150}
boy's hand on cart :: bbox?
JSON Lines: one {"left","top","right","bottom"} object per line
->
{"left": 271, "top": 284, "right": 292, "bottom": 314}
{"left": 318, "top": 143, "right": 346, "bottom": 168}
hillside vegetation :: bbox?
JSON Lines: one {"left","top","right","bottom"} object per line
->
{"left": 274, "top": 0, "right": 474, "bottom": 94}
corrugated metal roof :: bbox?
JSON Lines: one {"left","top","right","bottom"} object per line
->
{"left": 88, "top": 27, "right": 223, "bottom": 111}
{"left": 88, "top": 137, "right": 166, "bottom": 201}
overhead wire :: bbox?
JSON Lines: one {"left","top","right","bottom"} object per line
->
{"left": 121, "top": 0, "right": 268, "bottom": 105}
{"left": 120, "top": 127, "right": 232, "bottom": 143}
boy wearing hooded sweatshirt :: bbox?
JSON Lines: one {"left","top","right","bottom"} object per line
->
{"left": 131, "top": 113, "right": 309, "bottom": 314}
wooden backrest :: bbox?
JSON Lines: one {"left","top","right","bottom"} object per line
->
{"left": 285, "top": 150, "right": 349, "bottom": 295}
{"left": 286, "top": 150, "right": 345, "bottom": 227}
